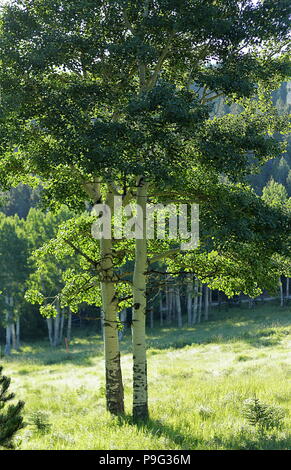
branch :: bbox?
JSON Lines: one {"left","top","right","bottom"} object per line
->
{"left": 203, "top": 92, "right": 225, "bottom": 104}
{"left": 148, "top": 248, "right": 181, "bottom": 265}
{"left": 146, "top": 32, "right": 175, "bottom": 90}
{"left": 63, "top": 238, "right": 99, "bottom": 266}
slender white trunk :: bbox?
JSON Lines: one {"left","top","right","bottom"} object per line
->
{"left": 176, "top": 287, "right": 182, "bottom": 327}
{"left": 279, "top": 276, "right": 284, "bottom": 307}
{"left": 11, "top": 323, "right": 17, "bottom": 350}
{"left": 59, "top": 311, "right": 65, "bottom": 344}
{"left": 4, "top": 312, "right": 12, "bottom": 355}
{"left": 192, "top": 278, "right": 198, "bottom": 325}
{"left": 198, "top": 281, "right": 203, "bottom": 323}
{"left": 187, "top": 275, "right": 193, "bottom": 325}
{"left": 132, "top": 179, "right": 148, "bottom": 421}
{"left": 47, "top": 318, "right": 54, "bottom": 346}
{"left": 53, "top": 301, "right": 61, "bottom": 347}
{"left": 16, "top": 317, "right": 20, "bottom": 350}
{"left": 166, "top": 285, "right": 171, "bottom": 324}
{"left": 169, "top": 287, "right": 174, "bottom": 324}
{"left": 286, "top": 278, "right": 290, "bottom": 301}
{"left": 84, "top": 179, "right": 124, "bottom": 414}
{"left": 4, "top": 297, "right": 13, "bottom": 355}
{"left": 67, "top": 311, "right": 72, "bottom": 343}
{"left": 100, "top": 191, "right": 124, "bottom": 415}
{"left": 204, "top": 285, "right": 209, "bottom": 321}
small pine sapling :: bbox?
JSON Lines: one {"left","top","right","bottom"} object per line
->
{"left": 242, "top": 397, "right": 285, "bottom": 433}
{"left": 0, "top": 366, "right": 25, "bottom": 449}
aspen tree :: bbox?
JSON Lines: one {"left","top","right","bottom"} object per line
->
{"left": 1, "top": 0, "right": 290, "bottom": 422}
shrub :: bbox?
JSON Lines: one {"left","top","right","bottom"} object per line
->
{"left": 30, "top": 410, "right": 51, "bottom": 434}
{"left": 242, "top": 397, "right": 285, "bottom": 432}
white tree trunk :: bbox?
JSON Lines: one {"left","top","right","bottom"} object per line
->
{"left": 59, "top": 311, "right": 65, "bottom": 344}
{"left": 16, "top": 317, "right": 20, "bottom": 350}
{"left": 100, "top": 191, "right": 124, "bottom": 415}
{"left": 67, "top": 311, "right": 72, "bottom": 343}
{"left": 53, "top": 302, "right": 61, "bottom": 347}
{"left": 176, "top": 287, "right": 182, "bottom": 327}
{"left": 192, "top": 278, "right": 198, "bottom": 325}
{"left": 4, "top": 312, "right": 12, "bottom": 356}
{"left": 11, "top": 323, "right": 17, "bottom": 350}
{"left": 84, "top": 180, "right": 124, "bottom": 414}
{"left": 204, "top": 285, "right": 209, "bottom": 321}
{"left": 286, "top": 278, "right": 290, "bottom": 301}
{"left": 279, "top": 276, "right": 284, "bottom": 307}
{"left": 166, "top": 285, "right": 171, "bottom": 324}
{"left": 132, "top": 179, "right": 149, "bottom": 421}
{"left": 198, "top": 281, "right": 203, "bottom": 323}
{"left": 47, "top": 318, "right": 54, "bottom": 346}
{"left": 187, "top": 275, "right": 193, "bottom": 325}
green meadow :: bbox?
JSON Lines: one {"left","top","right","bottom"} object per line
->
{"left": 2, "top": 303, "right": 291, "bottom": 450}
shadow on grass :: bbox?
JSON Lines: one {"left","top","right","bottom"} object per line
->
{"left": 145, "top": 305, "right": 291, "bottom": 352}
{"left": 3, "top": 337, "right": 105, "bottom": 367}
{"left": 115, "top": 414, "right": 291, "bottom": 450}
{"left": 116, "top": 414, "right": 198, "bottom": 449}
{"left": 206, "top": 431, "right": 291, "bottom": 450}
{"left": 3, "top": 303, "right": 290, "bottom": 367}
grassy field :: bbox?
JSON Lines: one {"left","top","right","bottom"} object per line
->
{"left": 1, "top": 302, "right": 291, "bottom": 450}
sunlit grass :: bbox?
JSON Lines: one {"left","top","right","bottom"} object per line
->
{"left": 2, "top": 302, "right": 291, "bottom": 450}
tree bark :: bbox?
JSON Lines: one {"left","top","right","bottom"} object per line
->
{"left": 11, "top": 323, "right": 17, "bottom": 350}
{"left": 279, "top": 276, "right": 284, "bottom": 307}
{"left": 67, "top": 311, "right": 72, "bottom": 343}
{"left": 176, "top": 287, "right": 182, "bottom": 327}
{"left": 132, "top": 179, "right": 149, "bottom": 421}
{"left": 187, "top": 275, "right": 193, "bottom": 326}
{"left": 59, "top": 311, "right": 65, "bottom": 344}
{"left": 198, "top": 281, "right": 203, "bottom": 323}
{"left": 84, "top": 179, "right": 124, "bottom": 414}
{"left": 166, "top": 284, "right": 172, "bottom": 324}
{"left": 286, "top": 277, "right": 290, "bottom": 302}
{"left": 192, "top": 278, "right": 198, "bottom": 325}
{"left": 16, "top": 317, "right": 20, "bottom": 350}
{"left": 100, "top": 191, "right": 124, "bottom": 415}
{"left": 4, "top": 312, "right": 12, "bottom": 356}
{"left": 53, "top": 301, "right": 61, "bottom": 347}
{"left": 204, "top": 285, "right": 209, "bottom": 321}
{"left": 47, "top": 318, "right": 54, "bottom": 346}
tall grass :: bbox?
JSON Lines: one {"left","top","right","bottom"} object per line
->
{"left": 1, "top": 302, "right": 290, "bottom": 450}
